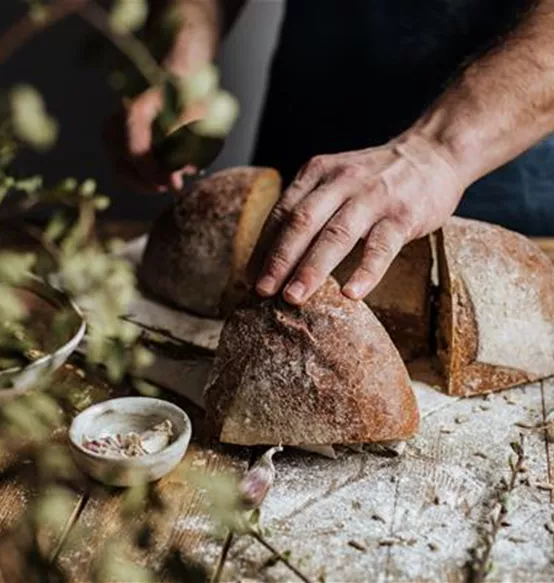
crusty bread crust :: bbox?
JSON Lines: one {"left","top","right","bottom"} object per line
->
{"left": 437, "top": 217, "right": 554, "bottom": 396}
{"left": 204, "top": 278, "right": 419, "bottom": 446}
{"left": 139, "top": 167, "right": 281, "bottom": 317}
{"left": 334, "top": 237, "right": 433, "bottom": 362}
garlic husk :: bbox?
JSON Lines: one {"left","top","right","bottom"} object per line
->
{"left": 239, "top": 445, "right": 283, "bottom": 510}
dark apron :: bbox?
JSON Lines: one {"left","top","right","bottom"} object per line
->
{"left": 253, "top": 0, "right": 553, "bottom": 236}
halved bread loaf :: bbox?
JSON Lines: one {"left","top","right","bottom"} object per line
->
{"left": 138, "top": 167, "right": 281, "bottom": 317}
{"left": 204, "top": 278, "right": 419, "bottom": 446}
{"left": 334, "top": 237, "right": 433, "bottom": 362}
{"left": 436, "top": 217, "right": 554, "bottom": 396}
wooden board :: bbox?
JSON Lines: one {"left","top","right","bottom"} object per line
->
{"left": 54, "top": 389, "right": 250, "bottom": 583}
{"left": 0, "top": 230, "right": 551, "bottom": 583}
{"left": 0, "top": 364, "right": 123, "bottom": 583}
{"left": 55, "top": 440, "right": 249, "bottom": 583}
{"left": 220, "top": 378, "right": 554, "bottom": 582}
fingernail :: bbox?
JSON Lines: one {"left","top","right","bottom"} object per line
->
{"left": 284, "top": 281, "right": 306, "bottom": 303}
{"left": 257, "top": 275, "right": 277, "bottom": 296}
{"left": 343, "top": 281, "right": 366, "bottom": 300}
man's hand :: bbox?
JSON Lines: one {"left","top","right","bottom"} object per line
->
{"left": 106, "top": 87, "right": 204, "bottom": 194}
{"left": 254, "top": 0, "right": 554, "bottom": 306}
{"left": 106, "top": 0, "right": 246, "bottom": 192}
{"left": 252, "top": 134, "right": 464, "bottom": 305}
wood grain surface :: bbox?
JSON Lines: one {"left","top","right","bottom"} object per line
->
{"left": 0, "top": 229, "right": 551, "bottom": 583}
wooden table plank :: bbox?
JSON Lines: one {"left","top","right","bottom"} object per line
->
{"left": 55, "top": 395, "right": 250, "bottom": 583}
{"left": 0, "top": 363, "right": 127, "bottom": 583}
{"left": 224, "top": 380, "right": 554, "bottom": 582}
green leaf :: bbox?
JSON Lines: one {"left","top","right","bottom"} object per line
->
{"left": 94, "top": 541, "right": 154, "bottom": 583}
{"left": 44, "top": 211, "right": 70, "bottom": 242}
{"left": 14, "top": 174, "right": 42, "bottom": 194}
{"left": 79, "top": 178, "right": 97, "bottom": 197}
{"left": 0, "top": 252, "right": 36, "bottom": 284}
{"left": 510, "top": 440, "right": 523, "bottom": 456}
{"left": 121, "top": 480, "right": 148, "bottom": 516}
{"left": 192, "top": 90, "right": 239, "bottom": 138}
{"left": 109, "top": 0, "right": 149, "bottom": 34}
{"left": 25, "top": 392, "right": 62, "bottom": 428}
{"left": 9, "top": 85, "right": 58, "bottom": 150}
{"left": 59, "top": 177, "right": 78, "bottom": 192}
{"left": 0, "top": 284, "right": 26, "bottom": 321}
{"left": 179, "top": 64, "right": 220, "bottom": 104}
{"left": 24, "top": 0, "right": 48, "bottom": 24}
{"left": 133, "top": 345, "right": 155, "bottom": 369}
{"left": 93, "top": 195, "right": 111, "bottom": 210}
{"left": 249, "top": 507, "right": 261, "bottom": 527}
{"left": 33, "top": 487, "right": 75, "bottom": 533}
{"left": 155, "top": 78, "right": 184, "bottom": 137}
{"left": 133, "top": 378, "right": 160, "bottom": 398}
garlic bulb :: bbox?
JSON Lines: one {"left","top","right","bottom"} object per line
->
{"left": 238, "top": 445, "right": 283, "bottom": 510}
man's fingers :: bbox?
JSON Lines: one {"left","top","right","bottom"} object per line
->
{"left": 255, "top": 181, "right": 350, "bottom": 297}
{"left": 284, "top": 155, "right": 329, "bottom": 202}
{"left": 341, "top": 218, "right": 407, "bottom": 300}
{"left": 125, "top": 89, "right": 165, "bottom": 187}
{"left": 249, "top": 157, "right": 328, "bottom": 292}
{"left": 110, "top": 150, "right": 165, "bottom": 194}
{"left": 282, "top": 199, "right": 375, "bottom": 305}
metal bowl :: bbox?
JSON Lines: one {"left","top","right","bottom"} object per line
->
{"left": 0, "top": 277, "right": 86, "bottom": 400}
{"left": 68, "top": 397, "right": 192, "bottom": 487}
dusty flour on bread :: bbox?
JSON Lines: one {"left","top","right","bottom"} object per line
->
{"left": 444, "top": 219, "right": 554, "bottom": 376}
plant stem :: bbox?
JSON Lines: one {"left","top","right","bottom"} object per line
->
{"left": 210, "top": 531, "right": 233, "bottom": 583}
{"left": 0, "top": 0, "right": 88, "bottom": 66}
{"left": 0, "top": 0, "right": 164, "bottom": 89}
{"left": 247, "top": 528, "right": 313, "bottom": 583}
{"left": 468, "top": 435, "right": 525, "bottom": 583}
{"left": 79, "top": 2, "right": 164, "bottom": 88}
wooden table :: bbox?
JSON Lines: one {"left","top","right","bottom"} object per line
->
{"left": 0, "top": 233, "right": 552, "bottom": 583}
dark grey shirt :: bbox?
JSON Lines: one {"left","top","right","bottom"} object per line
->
{"left": 253, "top": 0, "right": 554, "bottom": 235}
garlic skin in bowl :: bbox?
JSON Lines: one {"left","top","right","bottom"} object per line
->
{"left": 69, "top": 397, "right": 192, "bottom": 487}
{"left": 0, "top": 278, "right": 86, "bottom": 400}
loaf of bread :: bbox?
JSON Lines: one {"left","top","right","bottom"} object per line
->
{"left": 140, "top": 165, "right": 554, "bottom": 442}
{"left": 334, "top": 237, "right": 433, "bottom": 362}
{"left": 204, "top": 278, "right": 419, "bottom": 446}
{"left": 138, "top": 167, "right": 281, "bottom": 317}
{"left": 436, "top": 217, "right": 554, "bottom": 396}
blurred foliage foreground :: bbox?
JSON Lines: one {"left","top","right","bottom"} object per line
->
{"left": 0, "top": 1, "right": 311, "bottom": 582}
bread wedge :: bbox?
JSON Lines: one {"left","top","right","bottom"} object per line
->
{"left": 204, "top": 278, "right": 419, "bottom": 446}
{"left": 139, "top": 167, "right": 281, "bottom": 317}
{"left": 334, "top": 237, "right": 433, "bottom": 362}
{"left": 436, "top": 217, "right": 554, "bottom": 396}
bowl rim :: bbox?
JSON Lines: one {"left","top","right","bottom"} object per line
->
{"left": 0, "top": 276, "right": 86, "bottom": 379}
{"left": 69, "top": 396, "right": 192, "bottom": 464}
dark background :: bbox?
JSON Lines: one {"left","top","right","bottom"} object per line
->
{"left": 0, "top": 0, "right": 283, "bottom": 221}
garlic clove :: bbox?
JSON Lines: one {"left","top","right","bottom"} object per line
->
{"left": 239, "top": 445, "right": 283, "bottom": 510}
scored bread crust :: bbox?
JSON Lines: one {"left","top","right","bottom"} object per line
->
{"left": 437, "top": 217, "right": 554, "bottom": 396}
{"left": 204, "top": 278, "right": 419, "bottom": 446}
{"left": 138, "top": 167, "right": 281, "bottom": 317}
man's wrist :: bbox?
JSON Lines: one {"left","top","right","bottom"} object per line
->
{"left": 160, "top": 1, "right": 221, "bottom": 77}
{"left": 391, "top": 129, "right": 468, "bottom": 195}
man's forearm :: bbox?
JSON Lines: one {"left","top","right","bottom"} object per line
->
{"left": 160, "top": 0, "right": 247, "bottom": 75}
{"left": 410, "top": 0, "right": 554, "bottom": 187}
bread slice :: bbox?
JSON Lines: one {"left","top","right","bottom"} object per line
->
{"left": 138, "top": 167, "right": 281, "bottom": 317}
{"left": 436, "top": 217, "right": 554, "bottom": 396}
{"left": 204, "top": 278, "right": 419, "bottom": 446}
{"left": 334, "top": 237, "right": 433, "bottom": 362}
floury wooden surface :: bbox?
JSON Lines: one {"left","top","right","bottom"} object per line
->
{"left": 126, "top": 234, "right": 554, "bottom": 582}
{"left": 0, "top": 230, "right": 552, "bottom": 582}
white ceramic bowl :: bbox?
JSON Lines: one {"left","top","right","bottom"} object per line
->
{"left": 69, "top": 397, "right": 192, "bottom": 487}
{"left": 0, "top": 278, "right": 86, "bottom": 400}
